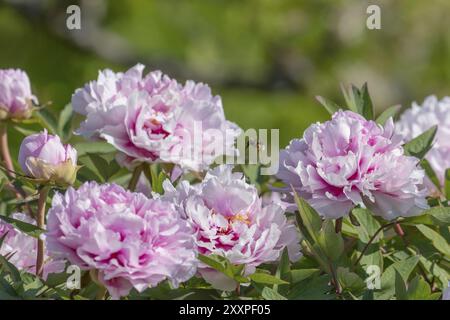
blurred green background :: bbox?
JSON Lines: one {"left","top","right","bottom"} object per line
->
{"left": 1, "top": 0, "right": 450, "bottom": 148}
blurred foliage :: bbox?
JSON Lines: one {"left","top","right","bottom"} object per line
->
{"left": 1, "top": 0, "right": 450, "bottom": 148}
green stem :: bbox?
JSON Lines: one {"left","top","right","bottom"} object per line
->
{"left": 36, "top": 185, "right": 50, "bottom": 277}
{"left": 127, "top": 165, "right": 143, "bottom": 191}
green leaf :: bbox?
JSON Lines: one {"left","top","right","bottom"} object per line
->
{"left": 249, "top": 273, "right": 289, "bottom": 285}
{"left": 403, "top": 125, "right": 437, "bottom": 159}
{"left": 273, "top": 248, "right": 290, "bottom": 294}
{"left": 241, "top": 164, "right": 260, "bottom": 186}
{"left": 0, "top": 231, "right": 8, "bottom": 249}
{"left": 290, "top": 269, "right": 320, "bottom": 284}
{"left": 293, "top": 191, "right": 322, "bottom": 243}
{"left": 74, "top": 142, "right": 116, "bottom": 157}
{"left": 445, "top": 168, "right": 450, "bottom": 200}
{"left": 197, "top": 254, "right": 246, "bottom": 283}
{"left": 35, "top": 108, "right": 58, "bottom": 134}
{"left": 375, "top": 105, "right": 401, "bottom": 125}
{"left": 421, "top": 207, "right": 450, "bottom": 225}
{"left": 375, "top": 255, "right": 420, "bottom": 300}
{"left": 58, "top": 104, "right": 73, "bottom": 141}
{"left": 0, "top": 255, "right": 21, "bottom": 283}
{"left": 395, "top": 270, "right": 407, "bottom": 300}
{"left": 12, "top": 125, "right": 37, "bottom": 136}
{"left": 351, "top": 208, "right": 382, "bottom": 243}
{"left": 418, "top": 256, "right": 448, "bottom": 290}
{"left": 317, "top": 219, "right": 344, "bottom": 262}
{"left": 341, "top": 83, "right": 357, "bottom": 112}
{"left": 197, "top": 254, "right": 227, "bottom": 274}
{"left": 315, "top": 96, "right": 342, "bottom": 115}
{"left": 337, "top": 267, "right": 365, "bottom": 291}
{"left": 420, "top": 159, "right": 441, "bottom": 192}
{"left": 289, "top": 274, "right": 334, "bottom": 300}
{"left": 406, "top": 275, "right": 432, "bottom": 300}
{"left": 416, "top": 224, "right": 450, "bottom": 257}
{"left": 0, "top": 215, "right": 44, "bottom": 238}
{"left": 261, "top": 287, "right": 287, "bottom": 300}
{"left": 81, "top": 153, "right": 120, "bottom": 182}
{"left": 358, "top": 83, "right": 374, "bottom": 120}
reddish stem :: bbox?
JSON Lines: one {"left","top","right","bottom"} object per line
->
{"left": 0, "top": 124, "right": 15, "bottom": 178}
{"left": 394, "top": 223, "right": 405, "bottom": 237}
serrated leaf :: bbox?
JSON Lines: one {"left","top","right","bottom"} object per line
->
{"left": 416, "top": 224, "right": 450, "bottom": 257}
{"left": 403, "top": 125, "right": 437, "bottom": 159}
{"left": 375, "top": 105, "right": 401, "bottom": 125}
{"left": 0, "top": 215, "right": 44, "bottom": 238}
{"left": 315, "top": 96, "right": 342, "bottom": 115}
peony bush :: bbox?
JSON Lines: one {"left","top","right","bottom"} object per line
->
{"left": 0, "top": 67, "right": 448, "bottom": 300}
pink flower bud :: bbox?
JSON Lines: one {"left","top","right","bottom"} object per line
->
{"left": 0, "top": 69, "right": 38, "bottom": 120}
{"left": 18, "top": 130, "right": 78, "bottom": 185}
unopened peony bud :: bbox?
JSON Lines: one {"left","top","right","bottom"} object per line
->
{"left": 18, "top": 130, "right": 78, "bottom": 185}
{"left": 0, "top": 69, "right": 38, "bottom": 120}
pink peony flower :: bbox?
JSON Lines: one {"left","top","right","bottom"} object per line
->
{"left": 72, "top": 64, "right": 240, "bottom": 171}
{"left": 0, "top": 213, "right": 65, "bottom": 279}
{"left": 277, "top": 110, "right": 428, "bottom": 220}
{"left": 45, "top": 181, "right": 198, "bottom": 299}
{"left": 395, "top": 96, "right": 450, "bottom": 191}
{"left": 161, "top": 165, "right": 300, "bottom": 291}
{"left": 18, "top": 130, "right": 78, "bottom": 185}
{"left": 0, "top": 68, "right": 37, "bottom": 120}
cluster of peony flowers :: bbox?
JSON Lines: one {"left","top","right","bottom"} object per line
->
{"left": 72, "top": 64, "right": 241, "bottom": 171}
{"left": 277, "top": 110, "right": 428, "bottom": 220}
{"left": 2, "top": 67, "right": 444, "bottom": 300}
{"left": 395, "top": 95, "right": 450, "bottom": 192}
{"left": 0, "top": 68, "right": 37, "bottom": 120}
{"left": 18, "top": 130, "right": 79, "bottom": 186}
{"left": 45, "top": 181, "right": 198, "bottom": 299}
{"left": 0, "top": 213, "right": 65, "bottom": 279}
{"left": 161, "top": 165, "right": 301, "bottom": 291}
